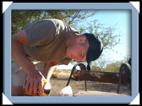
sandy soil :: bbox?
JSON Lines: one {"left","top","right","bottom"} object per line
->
{"left": 50, "top": 78, "right": 130, "bottom": 96}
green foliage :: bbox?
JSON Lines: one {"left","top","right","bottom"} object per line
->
{"left": 12, "top": 10, "right": 42, "bottom": 34}
{"left": 92, "top": 61, "right": 123, "bottom": 72}
{"left": 91, "top": 65, "right": 102, "bottom": 72}
{"left": 12, "top": 10, "right": 78, "bottom": 34}
{"left": 104, "top": 62, "right": 122, "bottom": 72}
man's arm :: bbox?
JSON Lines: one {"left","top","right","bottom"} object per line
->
{"left": 12, "top": 30, "right": 47, "bottom": 95}
{"left": 12, "top": 30, "right": 35, "bottom": 74}
{"left": 43, "top": 59, "right": 71, "bottom": 81}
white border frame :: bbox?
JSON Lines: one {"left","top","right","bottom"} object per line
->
{"left": 3, "top": 2, "right": 139, "bottom": 104}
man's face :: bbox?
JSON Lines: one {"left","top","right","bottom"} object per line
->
{"left": 66, "top": 40, "right": 89, "bottom": 62}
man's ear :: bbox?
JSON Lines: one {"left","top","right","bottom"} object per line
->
{"left": 76, "top": 36, "right": 87, "bottom": 43}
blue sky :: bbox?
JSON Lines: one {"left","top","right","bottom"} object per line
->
{"left": 74, "top": 10, "right": 131, "bottom": 67}
{"left": 94, "top": 10, "right": 131, "bottom": 65}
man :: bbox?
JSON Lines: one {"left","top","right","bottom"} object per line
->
{"left": 12, "top": 18, "right": 103, "bottom": 96}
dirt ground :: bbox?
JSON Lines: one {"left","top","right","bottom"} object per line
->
{"left": 49, "top": 78, "right": 130, "bottom": 96}
{"left": 11, "top": 62, "right": 130, "bottom": 96}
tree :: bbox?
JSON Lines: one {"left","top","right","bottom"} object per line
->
{"left": 81, "top": 20, "right": 120, "bottom": 49}
{"left": 12, "top": 10, "right": 79, "bottom": 34}
{"left": 104, "top": 62, "right": 122, "bottom": 72}
{"left": 12, "top": 10, "right": 42, "bottom": 34}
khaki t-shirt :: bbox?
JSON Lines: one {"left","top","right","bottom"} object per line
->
{"left": 23, "top": 19, "right": 78, "bottom": 64}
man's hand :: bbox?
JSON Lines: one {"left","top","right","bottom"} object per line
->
{"left": 24, "top": 70, "right": 46, "bottom": 96}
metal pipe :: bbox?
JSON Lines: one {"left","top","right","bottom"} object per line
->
{"left": 66, "top": 63, "right": 88, "bottom": 91}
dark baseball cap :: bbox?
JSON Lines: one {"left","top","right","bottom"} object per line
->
{"left": 82, "top": 33, "right": 103, "bottom": 71}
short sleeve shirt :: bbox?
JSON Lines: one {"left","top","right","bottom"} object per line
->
{"left": 23, "top": 19, "right": 78, "bottom": 64}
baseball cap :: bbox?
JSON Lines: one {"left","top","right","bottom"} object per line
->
{"left": 82, "top": 33, "right": 103, "bottom": 71}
